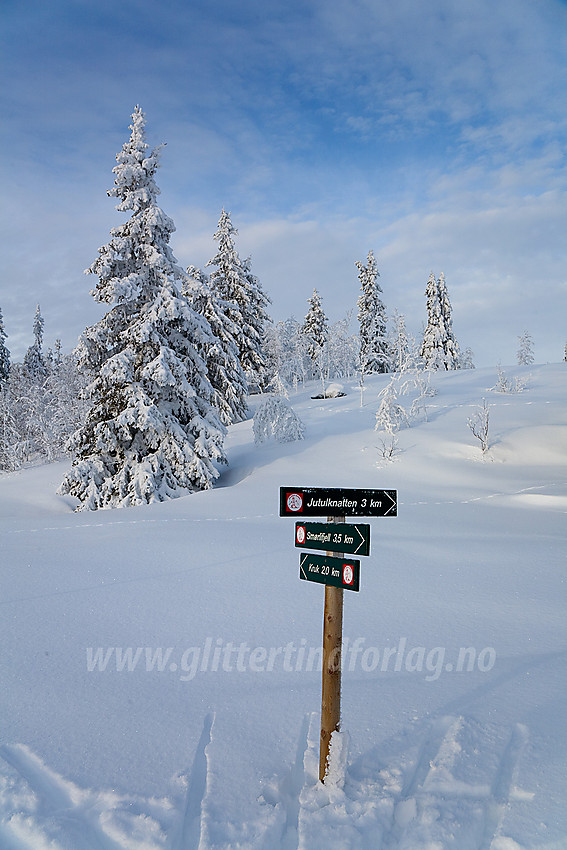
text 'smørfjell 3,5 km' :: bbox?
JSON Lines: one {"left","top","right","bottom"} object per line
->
{"left": 295, "top": 521, "right": 370, "bottom": 556}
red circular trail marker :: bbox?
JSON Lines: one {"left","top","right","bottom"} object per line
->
{"left": 286, "top": 492, "right": 303, "bottom": 512}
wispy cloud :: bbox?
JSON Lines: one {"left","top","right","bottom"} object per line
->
{"left": 1, "top": 0, "right": 565, "bottom": 364}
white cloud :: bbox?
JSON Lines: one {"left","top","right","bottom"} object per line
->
{"left": 1, "top": 0, "right": 565, "bottom": 369}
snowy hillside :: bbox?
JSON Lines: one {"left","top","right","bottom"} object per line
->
{"left": 0, "top": 363, "right": 565, "bottom": 849}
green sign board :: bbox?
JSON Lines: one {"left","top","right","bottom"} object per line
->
{"left": 299, "top": 553, "right": 360, "bottom": 592}
{"left": 295, "top": 521, "right": 370, "bottom": 556}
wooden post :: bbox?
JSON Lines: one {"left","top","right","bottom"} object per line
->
{"left": 319, "top": 515, "right": 345, "bottom": 782}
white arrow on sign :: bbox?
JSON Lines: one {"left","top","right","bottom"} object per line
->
{"left": 382, "top": 491, "right": 397, "bottom": 516}
{"left": 353, "top": 525, "right": 368, "bottom": 554}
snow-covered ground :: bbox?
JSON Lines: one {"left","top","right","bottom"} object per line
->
{"left": 0, "top": 364, "right": 565, "bottom": 849}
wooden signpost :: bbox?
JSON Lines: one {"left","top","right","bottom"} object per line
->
{"left": 279, "top": 486, "right": 397, "bottom": 783}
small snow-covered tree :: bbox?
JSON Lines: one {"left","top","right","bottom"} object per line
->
{"left": 206, "top": 210, "right": 271, "bottom": 391}
{"left": 492, "top": 364, "right": 528, "bottom": 394}
{"left": 420, "top": 273, "right": 460, "bottom": 370}
{"left": 375, "top": 379, "right": 409, "bottom": 434}
{"left": 253, "top": 396, "right": 305, "bottom": 444}
{"left": 460, "top": 347, "right": 475, "bottom": 369}
{"left": 467, "top": 399, "right": 491, "bottom": 454}
{"left": 356, "top": 250, "right": 389, "bottom": 376}
{"left": 302, "top": 289, "right": 328, "bottom": 374}
{"left": 388, "top": 310, "right": 410, "bottom": 373}
{"left": 0, "top": 307, "right": 10, "bottom": 387}
{"left": 59, "top": 107, "right": 226, "bottom": 510}
{"left": 23, "top": 305, "right": 48, "bottom": 380}
{"left": 517, "top": 331, "right": 534, "bottom": 366}
{"left": 400, "top": 369, "right": 437, "bottom": 424}
{"left": 184, "top": 266, "right": 248, "bottom": 426}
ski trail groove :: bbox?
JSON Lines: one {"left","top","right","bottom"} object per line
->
{"left": 0, "top": 743, "right": 125, "bottom": 849}
{"left": 279, "top": 713, "right": 311, "bottom": 850}
{"left": 478, "top": 723, "right": 529, "bottom": 850}
{"left": 175, "top": 712, "right": 214, "bottom": 850}
{"left": 380, "top": 715, "right": 461, "bottom": 849}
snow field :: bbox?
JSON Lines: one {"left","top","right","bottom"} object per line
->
{"left": 0, "top": 364, "right": 565, "bottom": 848}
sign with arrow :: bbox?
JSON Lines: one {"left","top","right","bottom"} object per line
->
{"left": 295, "top": 521, "right": 370, "bottom": 556}
{"left": 299, "top": 552, "right": 360, "bottom": 592}
{"left": 279, "top": 483, "right": 398, "bottom": 784}
{"left": 280, "top": 486, "right": 397, "bottom": 517}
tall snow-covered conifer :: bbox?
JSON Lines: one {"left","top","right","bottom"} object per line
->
{"left": 23, "top": 304, "right": 48, "bottom": 380}
{"left": 302, "top": 288, "right": 328, "bottom": 372}
{"left": 241, "top": 255, "right": 272, "bottom": 389}
{"left": 420, "top": 272, "right": 460, "bottom": 370}
{"left": 184, "top": 266, "right": 248, "bottom": 425}
{"left": 206, "top": 210, "right": 270, "bottom": 390}
{"left": 356, "top": 250, "right": 389, "bottom": 375}
{"left": 59, "top": 107, "right": 226, "bottom": 510}
{"left": 436, "top": 272, "right": 460, "bottom": 368}
{"left": 0, "top": 307, "right": 10, "bottom": 386}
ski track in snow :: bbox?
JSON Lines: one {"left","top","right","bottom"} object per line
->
{"left": 171, "top": 712, "right": 214, "bottom": 850}
{"left": 1, "top": 479, "right": 565, "bottom": 541}
{"left": 0, "top": 712, "right": 535, "bottom": 849}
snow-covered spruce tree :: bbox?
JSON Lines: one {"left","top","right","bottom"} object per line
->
{"left": 0, "top": 307, "right": 10, "bottom": 386}
{"left": 23, "top": 304, "right": 48, "bottom": 380}
{"left": 184, "top": 266, "right": 248, "bottom": 426}
{"left": 356, "top": 250, "right": 389, "bottom": 376}
{"left": 517, "top": 331, "right": 534, "bottom": 366}
{"left": 419, "top": 274, "right": 444, "bottom": 368}
{"left": 420, "top": 272, "right": 460, "bottom": 370}
{"left": 241, "top": 255, "right": 272, "bottom": 390}
{"left": 302, "top": 288, "right": 328, "bottom": 376}
{"left": 436, "top": 273, "right": 460, "bottom": 368}
{"left": 206, "top": 210, "right": 271, "bottom": 391}
{"left": 59, "top": 107, "right": 226, "bottom": 510}
{"left": 388, "top": 310, "right": 410, "bottom": 373}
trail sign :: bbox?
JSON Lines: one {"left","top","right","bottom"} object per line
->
{"left": 279, "top": 484, "right": 399, "bottom": 784}
{"left": 280, "top": 486, "right": 397, "bottom": 517}
{"left": 295, "top": 521, "right": 370, "bottom": 556}
{"left": 299, "top": 553, "right": 360, "bottom": 592}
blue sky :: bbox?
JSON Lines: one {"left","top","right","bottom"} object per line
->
{"left": 1, "top": 0, "right": 566, "bottom": 365}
